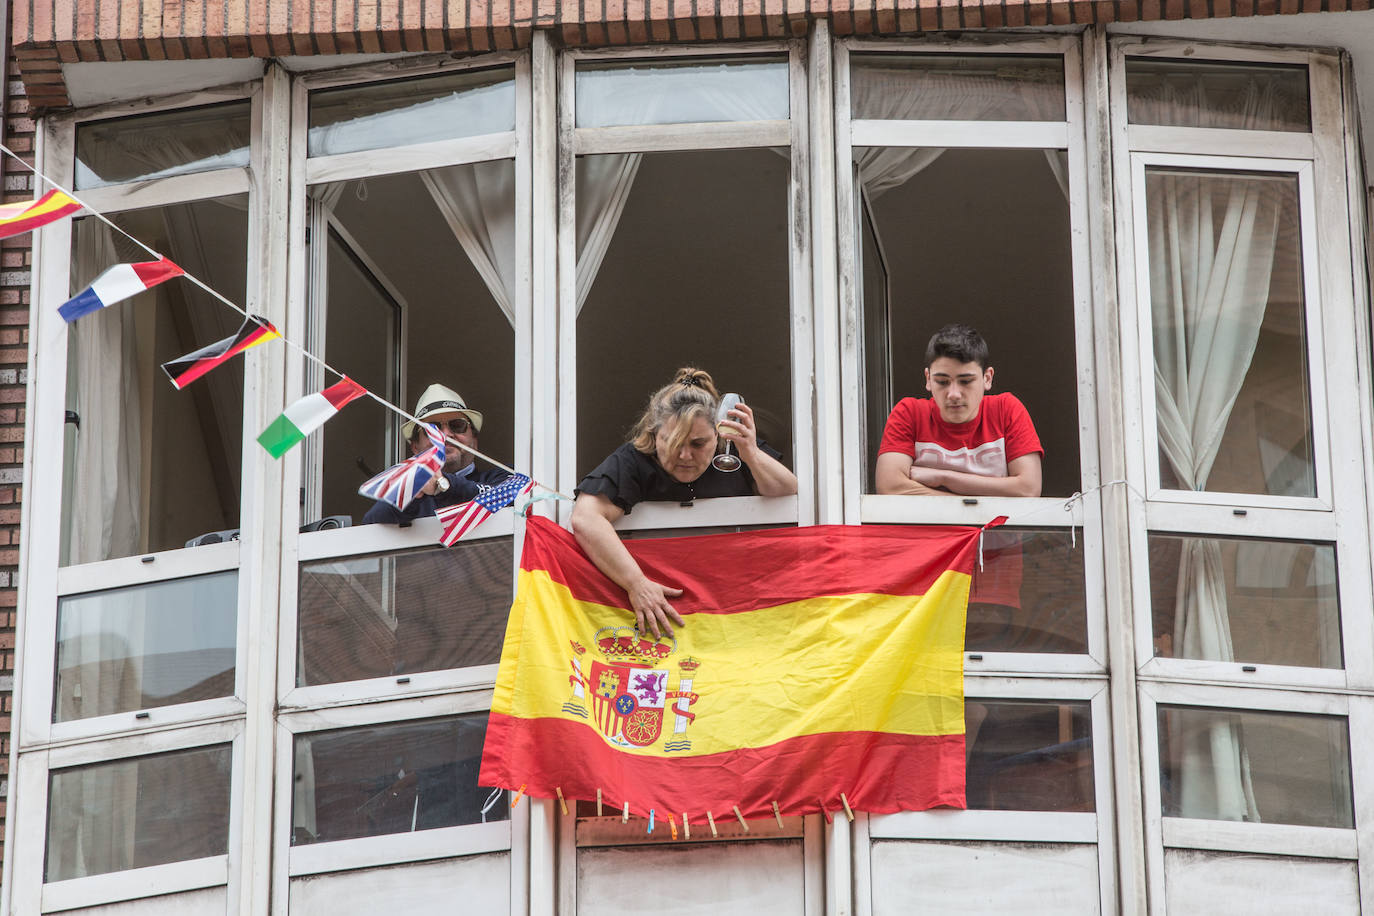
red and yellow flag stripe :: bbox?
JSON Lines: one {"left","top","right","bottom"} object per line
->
{"left": 481, "top": 516, "right": 988, "bottom": 820}
{"left": 0, "top": 190, "right": 82, "bottom": 239}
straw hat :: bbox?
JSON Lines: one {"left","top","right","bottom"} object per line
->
{"left": 402, "top": 383, "right": 484, "bottom": 440}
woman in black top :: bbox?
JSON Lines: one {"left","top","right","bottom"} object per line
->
{"left": 570, "top": 367, "right": 797, "bottom": 638}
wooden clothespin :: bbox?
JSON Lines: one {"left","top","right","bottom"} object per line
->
{"left": 840, "top": 793, "right": 854, "bottom": 822}
{"left": 622, "top": 801, "right": 630, "bottom": 824}
{"left": 683, "top": 813, "right": 691, "bottom": 839}
{"left": 555, "top": 787, "right": 568, "bottom": 816}
{"left": 669, "top": 814, "right": 679, "bottom": 840}
{"left": 511, "top": 784, "right": 527, "bottom": 808}
{"left": 596, "top": 788, "right": 602, "bottom": 816}
{"left": 772, "top": 800, "right": 784, "bottom": 828}
{"left": 732, "top": 805, "right": 749, "bottom": 832}
{"left": 706, "top": 810, "right": 718, "bottom": 837}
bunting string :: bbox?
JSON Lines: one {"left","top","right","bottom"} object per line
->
{"left": 0, "top": 143, "right": 572, "bottom": 503}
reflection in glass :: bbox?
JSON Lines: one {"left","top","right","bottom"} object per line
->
{"left": 967, "top": 529, "right": 1086, "bottom": 654}
{"left": 74, "top": 102, "right": 251, "bottom": 189}
{"left": 850, "top": 53, "right": 1065, "bottom": 121}
{"left": 576, "top": 57, "right": 789, "bottom": 128}
{"left": 46, "top": 744, "right": 232, "bottom": 881}
{"left": 575, "top": 150, "right": 793, "bottom": 477}
{"left": 62, "top": 199, "right": 250, "bottom": 564}
{"left": 1159, "top": 706, "right": 1352, "bottom": 828}
{"left": 308, "top": 68, "right": 516, "bottom": 157}
{"left": 1146, "top": 168, "right": 1313, "bottom": 498}
{"left": 966, "top": 701, "right": 1093, "bottom": 811}
{"left": 54, "top": 571, "right": 237, "bottom": 722}
{"left": 297, "top": 538, "right": 512, "bottom": 686}
{"left": 291, "top": 714, "right": 507, "bottom": 845}
{"left": 1125, "top": 58, "right": 1310, "bottom": 132}
{"left": 309, "top": 163, "right": 516, "bottom": 525}
{"left": 1150, "top": 535, "right": 1340, "bottom": 668}
{"left": 858, "top": 148, "right": 1079, "bottom": 497}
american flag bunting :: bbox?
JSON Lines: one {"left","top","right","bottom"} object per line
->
{"left": 437, "top": 473, "right": 534, "bottom": 546}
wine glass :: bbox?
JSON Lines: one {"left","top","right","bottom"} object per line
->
{"left": 712, "top": 393, "right": 743, "bottom": 472}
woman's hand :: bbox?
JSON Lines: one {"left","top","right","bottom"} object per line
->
{"left": 626, "top": 577, "right": 686, "bottom": 639}
{"left": 717, "top": 401, "right": 760, "bottom": 457}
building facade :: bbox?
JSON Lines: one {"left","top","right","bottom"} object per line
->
{"left": 4, "top": 1, "right": 1374, "bottom": 913}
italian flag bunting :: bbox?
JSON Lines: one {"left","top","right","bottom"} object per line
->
{"left": 257, "top": 376, "right": 368, "bottom": 458}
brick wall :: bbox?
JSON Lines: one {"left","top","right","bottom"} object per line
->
{"left": 0, "top": 2, "right": 33, "bottom": 878}
{"left": 13, "top": 0, "right": 1373, "bottom": 112}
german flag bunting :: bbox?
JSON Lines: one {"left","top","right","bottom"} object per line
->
{"left": 161, "top": 314, "right": 280, "bottom": 389}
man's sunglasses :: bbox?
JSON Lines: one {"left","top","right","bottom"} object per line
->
{"left": 438, "top": 417, "right": 472, "bottom": 436}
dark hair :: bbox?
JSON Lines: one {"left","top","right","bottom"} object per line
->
{"left": 925, "top": 324, "right": 991, "bottom": 370}
{"left": 630, "top": 367, "right": 721, "bottom": 457}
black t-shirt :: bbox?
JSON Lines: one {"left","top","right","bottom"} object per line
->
{"left": 575, "top": 440, "right": 783, "bottom": 514}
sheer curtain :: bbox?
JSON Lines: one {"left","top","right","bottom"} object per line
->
{"left": 1147, "top": 168, "right": 1283, "bottom": 823}
{"left": 420, "top": 161, "right": 518, "bottom": 327}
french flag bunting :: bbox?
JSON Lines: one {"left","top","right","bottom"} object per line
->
{"left": 437, "top": 473, "right": 533, "bottom": 546}
{"left": 357, "top": 423, "right": 446, "bottom": 512}
{"left": 60, "top": 257, "right": 184, "bottom": 322}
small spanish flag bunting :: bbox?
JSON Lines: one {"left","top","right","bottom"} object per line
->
{"left": 161, "top": 314, "right": 280, "bottom": 389}
{"left": 59, "top": 257, "right": 184, "bottom": 322}
{"left": 258, "top": 376, "right": 368, "bottom": 458}
{"left": 0, "top": 190, "right": 82, "bottom": 239}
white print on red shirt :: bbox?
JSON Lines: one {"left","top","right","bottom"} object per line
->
{"left": 911, "top": 437, "right": 1009, "bottom": 478}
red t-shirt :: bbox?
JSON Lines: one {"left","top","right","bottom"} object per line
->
{"left": 878, "top": 393, "right": 1043, "bottom": 609}
{"left": 877, "top": 393, "right": 1043, "bottom": 475}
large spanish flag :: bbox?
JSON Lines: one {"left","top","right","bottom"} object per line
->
{"left": 480, "top": 515, "right": 992, "bottom": 821}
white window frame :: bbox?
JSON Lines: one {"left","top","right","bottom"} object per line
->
{"left": 555, "top": 42, "right": 815, "bottom": 533}
{"left": 16, "top": 83, "right": 265, "bottom": 753}
{"left": 5, "top": 721, "right": 244, "bottom": 915}
{"left": 834, "top": 35, "right": 1109, "bottom": 680}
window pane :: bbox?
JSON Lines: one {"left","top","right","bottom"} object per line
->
{"left": 62, "top": 197, "right": 250, "bottom": 564}
{"left": 860, "top": 148, "right": 1079, "bottom": 497}
{"left": 291, "top": 714, "right": 507, "bottom": 845}
{"left": 46, "top": 744, "right": 232, "bottom": 881}
{"left": 968, "top": 528, "right": 1086, "bottom": 654}
{"left": 54, "top": 571, "right": 237, "bottom": 722}
{"left": 575, "top": 149, "right": 793, "bottom": 479}
{"left": 75, "top": 102, "right": 251, "bottom": 189}
{"left": 297, "top": 538, "right": 512, "bottom": 687}
{"left": 309, "top": 163, "right": 515, "bottom": 527}
{"left": 1149, "top": 535, "right": 1340, "bottom": 668}
{"left": 1125, "top": 59, "right": 1310, "bottom": 132}
{"left": 308, "top": 68, "right": 516, "bottom": 157}
{"left": 1159, "top": 706, "right": 1352, "bottom": 828}
{"left": 850, "top": 54, "right": 1065, "bottom": 121}
{"left": 576, "top": 57, "right": 789, "bottom": 128}
{"left": 1145, "top": 168, "right": 1314, "bottom": 498}
{"left": 966, "top": 701, "right": 1093, "bottom": 811}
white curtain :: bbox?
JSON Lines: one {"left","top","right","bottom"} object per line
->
{"left": 1148, "top": 168, "right": 1283, "bottom": 823}
{"left": 66, "top": 223, "right": 142, "bottom": 565}
{"left": 420, "top": 161, "right": 518, "bottom": 327}
{"left": 851, "top": 68, "right": 1069, "bottom": 200}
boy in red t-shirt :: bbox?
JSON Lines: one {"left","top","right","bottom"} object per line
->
{"left": 876, "top": 324, "right": 1043, "bottom": 497}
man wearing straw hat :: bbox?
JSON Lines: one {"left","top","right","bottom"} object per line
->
{"left": 362, "top": 382, "right": 509, "bottom": 525}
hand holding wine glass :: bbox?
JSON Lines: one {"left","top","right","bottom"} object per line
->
{"left": 713, "top": 393, "right": 744, "bottom": 472}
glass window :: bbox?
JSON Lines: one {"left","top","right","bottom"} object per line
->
{"left": 1158, "top": 706, "right": 1352, "bottom": 828}
{"left": 966, "top": 701, "right": 1093, "bottom": 811}
{"left": 576, "top": 57, "right": 789, "bottom": 128}
{"left": 45, "top": 744, "right": 232, "bottom": 881}
{"left": 308, "top": 162, "right": 516, "bottom": 527}
{"left": 61, "top": 197, "right": 250, "bottom": 564}
{"left": 1125, "top": 59, "right": 1310, "bottom": 132}
{"left": 850, "top": 54, "right": 1066, "bottom": 121}
{"left": 308, "top": 68, "right": 516, "bottom": 157}
{"left": 575, "top": 149, "right": 793, "bottom": 479}
{"left": 297, "top": 538, "right": 512, "bottom": 686}
{"left": 74, "top": 103, "right": 251, "bottom": 190}
{"left": 291, "top": 714, "right": 508, "bottom": 845}
{"left": 859, "top": 148, "right": 1079, "bottom": 496}
{"left": 1144, "top": 168, "right": 1313, "bottom": 498}
{"left": 54, "top": 571, "right": 238, "bottom": 722}
{"left": 968, "top": 528, "right": 1086, "bottom": 654}
{"left": 1149, "top": 535, "right": 1340, "bottom": 668}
